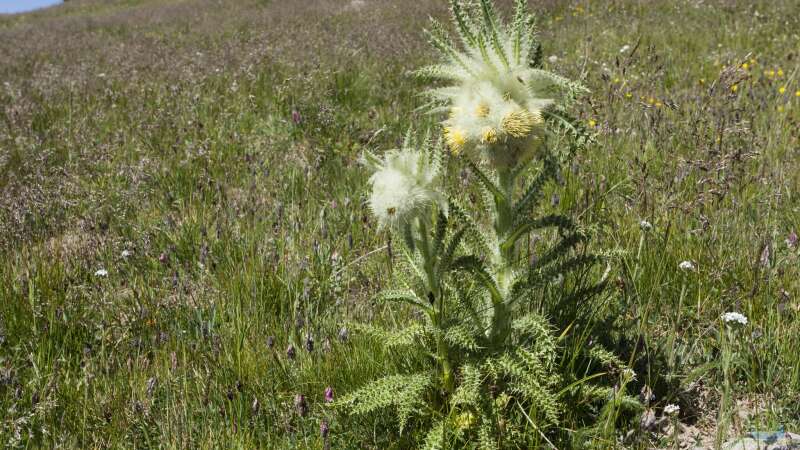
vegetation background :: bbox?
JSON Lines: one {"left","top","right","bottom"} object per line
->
{"left": 0, "top": 0, "right": 799, "bottom": 448}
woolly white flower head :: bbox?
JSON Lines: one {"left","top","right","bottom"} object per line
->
{"left": 422, "top": 0, "right": 587, "bottom": 167}
{"left": 678, "top": 260, "right": 695, "bottom": 272}
{"left": 721, "top": 312, "right": 748, "bottom": 326}
{"left": 363, "top": 137, "right": 445, "bottom": 229}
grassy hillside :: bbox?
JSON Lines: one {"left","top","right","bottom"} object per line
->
{"left": 1, "top": 0, "right": 799, "bottom": 448}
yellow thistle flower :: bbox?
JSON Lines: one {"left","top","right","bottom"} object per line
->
{"left": 500, "top": 110, "right": 541, "bottom": 138}
{"left": 481, "top": 127, "right": 499, "bottom": 144}
{"left": 474, "top": 103, "right": 490, "bottom": 118}
{"left": 444, "top": 127, "right": 466, "bottom": 154}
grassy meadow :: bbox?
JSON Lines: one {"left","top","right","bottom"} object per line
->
{"left": 1, "top": 0, "right": 800, "bottom": 448}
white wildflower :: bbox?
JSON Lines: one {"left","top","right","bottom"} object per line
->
{"left": 547, "top": 55, "right": 558, "bottom": 63}
{"left": 364, "top": 145, "right": 445, "bottom": 229}
{"left": 639, "top": 220, "right": 652, "bottom": 231}
{"left": 663, "top": 404, "right": 680, "bottom": 416}
{"left": 721, "top": 312, "right": 748, "bottom": 326}
{"left": 94, "top": 269, "right": 108, "bottom": 277}
{"left": 619, "top": 44, "right": 631, "bottom": 53}
{"left": 678, "top": 261, "right": 695, "bottom": 271}
{"left": 121, "top": 249, "right": 133, "bottom": 258}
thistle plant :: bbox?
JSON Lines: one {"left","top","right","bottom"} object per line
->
{"left": 338, "top": 1, "right": 629, "bottom": 447}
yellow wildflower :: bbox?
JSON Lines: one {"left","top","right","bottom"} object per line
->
{"left": 474, "top": 103, "right": 490, "bottom": 118}
{"left": 500, "top": 110, "right": 540, "bottom": 138}
{"left": 731, "top": 84, "right": 738, "bottom": 92}
{"left": 444, "top": 127, "right": 466, "bottom": 154}
{"left": 481, "top": 127, "right": 498, "bottom": 144}
{"left": 795, "top": 90, "right": 800, "bottom": 98}
{"left": 779, "top": 86, "right": 786, "bottom": 94}
{"left": 741, "top": 62, "right": 749, "bottom": 70}
{"left": 777, "top": 68, "right": 784, "bottom": 77}
{"left": 625, "top": 92, "right": 632, "bottom": 99}
{"left": 588, "top": 119, "right": 597, "bottom": 127}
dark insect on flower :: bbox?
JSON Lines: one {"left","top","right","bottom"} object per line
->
{"left": 286, "top": 344, "right": 296, "bottom": 360}
{"left": 324, "top": 386, "right": 334, "bottom": 403}
{"left": 337, "top": 327, "right": 349, "bottom": 342}
{"left": 305, "top": 334, "right": 314, "bottom": 352}
{"left": 320, "top": 419, "right": 329, "bottom": 438}
{"left": 294, "top": 393, "right": 308, "bottom": 417}
{"left": 266, "top": 336, "right": 275, "bottom": 349}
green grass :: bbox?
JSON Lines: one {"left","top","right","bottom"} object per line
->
{"left": 1, "top": 0, "right": 799, "bottom": 448}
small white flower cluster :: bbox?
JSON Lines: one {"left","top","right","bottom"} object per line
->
{"left": 663, "top": 404, "right": 680, "bottom": 416}
{"left": 721, "top": 312, "right": 748, "bottom": 326}
{"left": 364, "top": 145, "right": 445, "bottom": 230}
{"left": 678, "top": 260, "right": 695, "bottom": 272}
{"left": 94, "top": 268, "right": 108, "bottom": 277}
{"left": 639, "top": 220, "right": 652, "bottom": 231}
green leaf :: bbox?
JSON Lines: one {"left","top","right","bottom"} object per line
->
{"left": 451, "top": 255, "right": 502, "bottom": 304}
